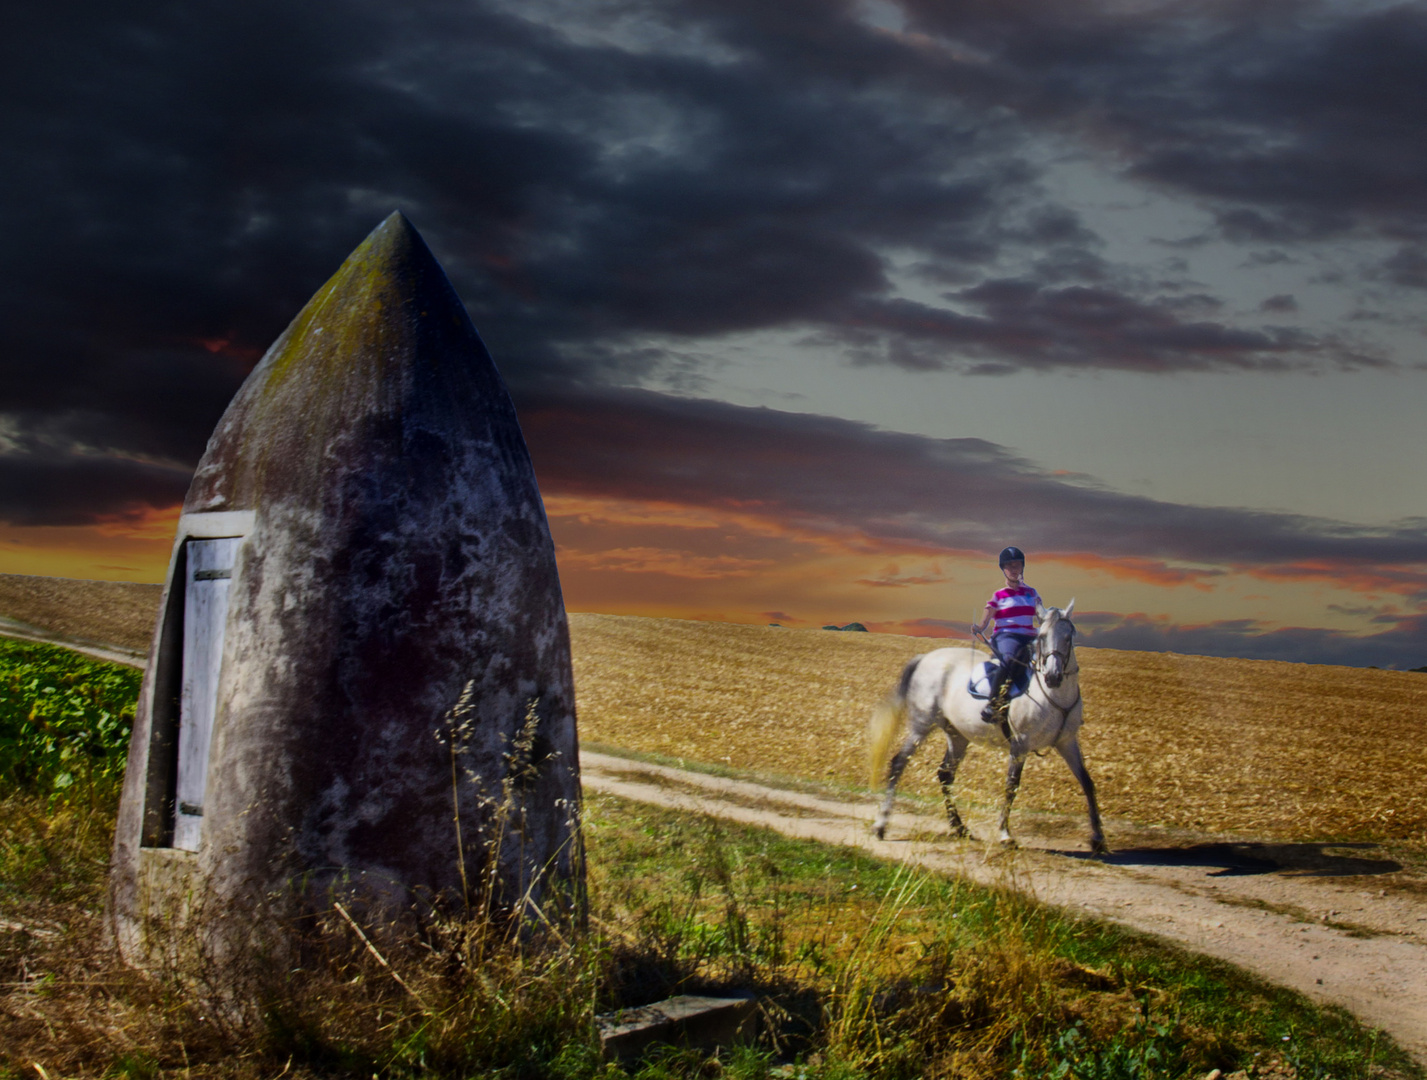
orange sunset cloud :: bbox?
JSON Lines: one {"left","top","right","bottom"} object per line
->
{"left": 0, "top": 510, "right": 179, "bottom": 582}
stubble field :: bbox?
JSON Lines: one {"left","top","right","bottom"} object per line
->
{"left": 570, "top": 613, "right": 1427, "bottom": 851}
{"left": 0, "top": 574, "right": 160, "bottom": 653}
{"left": 0, "top": 576, "right": 1421, "bottom": 851}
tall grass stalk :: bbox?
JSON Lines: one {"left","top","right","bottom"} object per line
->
{"left": 822, "top": 863, "right": 928, "bottom": 1065}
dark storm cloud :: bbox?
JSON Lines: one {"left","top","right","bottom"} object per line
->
{"left": 841, "top": 281, "right": 1324, "bottom": 373}
{"left": 0, "top": 3, "right": 601, "bottom": 451}
{"left": 1378, "top": 246, "right": 1427, "bottom": 288}
{"left": 523, "top": 389, "right": 1427, "bottom": 570}
{"left": 6, "top": 0, "right": 1427, "bottom": 525}
{"left": 900, "top": 0, "right": 1427, "bottom": 243}
{"left": 0, "top": 0, "right": 1024, "bottom": 520}
{"left": 0, "top": 443, "right": 191, "bottom": 527}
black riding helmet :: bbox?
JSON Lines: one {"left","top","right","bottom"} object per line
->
{"left": 998, "top": 546, "right": 1025, "bottom": 567}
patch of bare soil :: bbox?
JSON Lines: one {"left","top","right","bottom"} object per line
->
{"left": 581, "top": 750, "right": 1427, "bottom": 1065}
{"left": 0, "top": 573, "right": 160, "bottom": 656}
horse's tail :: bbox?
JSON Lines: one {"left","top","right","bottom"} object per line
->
{"left": 867, "top": 654, "right": 923, "bottom": 789}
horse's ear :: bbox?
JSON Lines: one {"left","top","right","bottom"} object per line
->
{"left": 1036, "top": 599, "right": 1047, "bottom": 621}
{"left": 1064, "top": 597, "right": 1075, "bottom": 620}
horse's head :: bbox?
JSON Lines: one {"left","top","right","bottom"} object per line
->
{"left": 1034, "top": 598, "right": 1077, "bottom": 688}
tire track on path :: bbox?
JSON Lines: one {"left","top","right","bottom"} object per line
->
{"left": 582, "top": 750, "right": 1427, "bottom": 1064}
{"left": 0, "top": 624, "right": 147, "bottom": 668}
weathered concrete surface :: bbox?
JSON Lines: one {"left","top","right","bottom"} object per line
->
{"left": 111, "top": 213, "right": 581, "bottom": 963}
{"left": 597, "top": 995, "right": 758, "bottom": 1062}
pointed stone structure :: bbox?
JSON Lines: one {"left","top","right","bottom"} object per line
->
{"left": 110, "top": 213, "right": 581, "bottom": 964}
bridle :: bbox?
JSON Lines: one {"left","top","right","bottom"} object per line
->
{"left": 1035, "top": 618, "right": 1079, "bottom": 684}
{"left": 1032, "top": 616, "right": 1081, "bottom": 744}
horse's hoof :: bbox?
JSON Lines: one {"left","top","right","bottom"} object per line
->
{"left": 873, "top": 824, "right": 887, "bottom": 840}
{"left": 1090, "top": 839, "right": 1110, "bottom": 857}
{"left": 949, "top": 825, "right": 969, "bottom": 841}
{"left": 998, "top": 836, "right": 1019, "bottom": 850}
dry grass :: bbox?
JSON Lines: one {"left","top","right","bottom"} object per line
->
{"left": 9, "top": 787, "right": 1410, "bottom": 1080}
{"left": 570, "top": 613, "right": 1427, "bottom": 849}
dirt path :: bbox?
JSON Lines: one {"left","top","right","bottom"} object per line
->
{"left": 582, "top": 750, "right": 1427, "bottom": 1064}
{"left": 0, "top": 622, "right": 147, "bottom": 668}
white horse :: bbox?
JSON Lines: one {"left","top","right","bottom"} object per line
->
{"left": 868, "top": 600, "right": 1106, "bottom": 853}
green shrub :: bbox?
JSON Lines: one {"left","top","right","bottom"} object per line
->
{"left": 0, "top": 638, "right": 141, "bottom": 800}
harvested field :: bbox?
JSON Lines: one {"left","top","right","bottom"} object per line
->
{"left": 0, "top": 575, "right": 1422, "bottom": 851}
{"left": 0, "top": 574, "right": 161, "bottom": 654}
{"left": 570, "top": 613, "right": 1427, "bottom": 851}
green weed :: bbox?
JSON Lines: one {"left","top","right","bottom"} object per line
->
{"left": 0, "top": 638, "right": 140, "bottom": 802}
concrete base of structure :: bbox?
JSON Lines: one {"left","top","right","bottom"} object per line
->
{"left": 597, "top": 994, "right": 758, "bottom": 1062}
{"left": 113, "top": 847, "right": 200, "bottom": 968}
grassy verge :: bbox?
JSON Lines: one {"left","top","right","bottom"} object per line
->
{"left": 586, "top": 793, "right": 1416, "bottom": 1080}
{"left": 2, "top": 782, "right": 1418, "bottom": 1078}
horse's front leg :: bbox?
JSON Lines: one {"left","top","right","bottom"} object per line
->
{"left": 874, "top": 709, "right": 932, "bottom": 839}
{"left": 937, "top": 728, "right": 971, "bottom": 839}
{"left": 1055, "top": 736, "right": 1107, "bottom": 855}
{"left": 997, "top": 753, "right": 1026, "bottom": 846}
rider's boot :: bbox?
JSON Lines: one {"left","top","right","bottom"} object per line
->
{"left": 981, "top": 677, "right": 1009, "bottom": 724}
{"left": 991, "top": 684, "right": 1022, "bottom": 753}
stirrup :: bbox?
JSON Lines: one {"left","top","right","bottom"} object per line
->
{"left": 981, "top": 693, "right": 1005, "bottom": 724}
{"left": 982, "top": 679, "right": 1010, "bottom": 724}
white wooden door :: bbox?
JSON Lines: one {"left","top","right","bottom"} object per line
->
{"left": 174, "top": 537, "right": 240, "bottom": 852}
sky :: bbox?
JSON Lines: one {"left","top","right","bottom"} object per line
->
{"left": 4, "top": 0, "right": 1427, "bottom": 666}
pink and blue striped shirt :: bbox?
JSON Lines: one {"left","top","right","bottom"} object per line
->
{"left": 990, "top": 584, "right": 1041, "bottom": 636}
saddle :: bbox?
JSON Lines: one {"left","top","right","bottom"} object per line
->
{"left": 967, "top": 656, "right": 1033, "bottom": 702}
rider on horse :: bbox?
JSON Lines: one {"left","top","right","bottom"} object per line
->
{"left": 971, "top": 546, "right": 1041, "bottom": 725}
